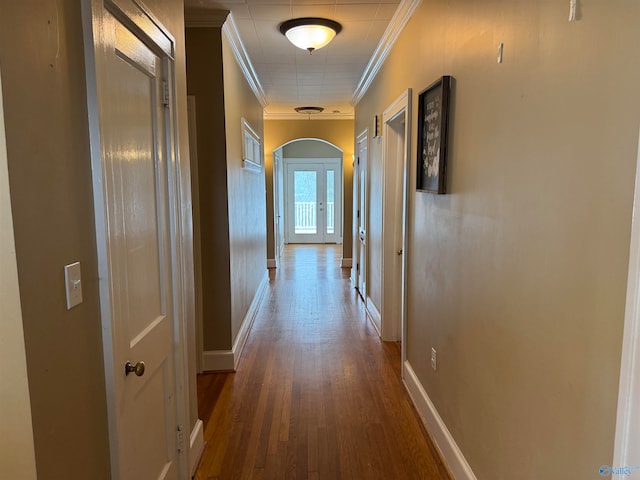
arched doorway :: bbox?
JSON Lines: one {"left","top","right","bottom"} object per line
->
{"left": 272, "top": 139, "right": 343, "bottom": 263}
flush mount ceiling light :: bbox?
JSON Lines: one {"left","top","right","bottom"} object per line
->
{"left": 295, "top": 106, "right": 325, "bottom": 115}
{"left": 279, "top": 18, "right": 342, "bottom": 54}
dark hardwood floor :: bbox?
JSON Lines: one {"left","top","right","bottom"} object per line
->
{"left": 195, "top": 245, "right": 451, "bottom": 480}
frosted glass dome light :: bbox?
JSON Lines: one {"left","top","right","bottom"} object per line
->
{"left": 279, "top": 18, "right": 342, "bottom": 54}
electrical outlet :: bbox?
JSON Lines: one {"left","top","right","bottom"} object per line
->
{"left": 431, "top": 347, "right": 437, "bottom": 371}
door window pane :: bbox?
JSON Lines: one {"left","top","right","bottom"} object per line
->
{"left": 294, "top": 171, "right": 316, "bottom": 234}
{"left": 326, "top": 170, "right": 334, "bottom": 234}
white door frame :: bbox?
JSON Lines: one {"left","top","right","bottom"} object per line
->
{"left": 380, "top": 90, "right": 411, "bottom": 350}
{"left": 283, "top": 157, "right": 343, "bottom": 244}
{"left": 354, "top": 131, "right": 368, "bottom": 296}
{"left": 613, "top": 127, "right": 640, "bottom": 470}
{"left": 82, "top": 0, "right": 189, "bottom": 477}
{"left": 272, "top": 149, "right": 284, "bottom": 267}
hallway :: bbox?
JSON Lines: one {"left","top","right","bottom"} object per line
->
{"left": 195, "top": 245, "right": 450, "bottom": 479}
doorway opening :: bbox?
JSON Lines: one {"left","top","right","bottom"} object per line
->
{"left": 273, "top": 139, "right": 344, "bottom": 248}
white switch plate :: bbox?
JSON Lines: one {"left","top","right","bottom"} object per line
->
{"left": 431, "top": 347, "right": 437, "bottom": 371}
{"left": 64, "top": 262, "right": 83, "bottom": 310}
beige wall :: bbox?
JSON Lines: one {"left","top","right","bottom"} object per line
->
{"left": 1, "top": 2, "right": 111, "bottom": 477}
{"left": 264, "top": 119, "right": 354, "bottom": 261}
{"left": 283, "top": 139, "right": 341, "bottom": 158}
{"left": 221, "top": 32, "right": 268, "bottom": 342}
{"left": 186, "top": 26, "right": 233, "bottom": 352}
{"left": 0, "top": 70, "right": 37, "bottom": 480}
{"left": 186, "top": 21, "right": 267, "bottom": 354}
{"left": 356, "top": 1, "right": 640, "bottom": 479}
{"left": 1, "top": 0, "right": 193, "bottom": 477}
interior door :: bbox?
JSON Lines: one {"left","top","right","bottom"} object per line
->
{"left": 88, "top": 7, "right": 180, "bottom": 480}
{"left": 356, "top": 139, "right": 367, "bottom": 296}
{"left": 285, "top": 159, "right": 341, "bottom": 244}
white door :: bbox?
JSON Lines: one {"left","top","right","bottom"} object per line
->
{"left": 273, "top": 149, "right": 284, "bottom": 264}
{"left": 85, "top": 5, "right": 182, "bottom": 479}
{"left": 285, "top": 159, "right": 342, "bottom": 244}
{"left": 355, "top": 136, "right": 368, "bottom": 297}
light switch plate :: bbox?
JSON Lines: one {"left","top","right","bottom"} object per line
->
{"left": 64, "top": 262, "right": 83, "bottom": 310}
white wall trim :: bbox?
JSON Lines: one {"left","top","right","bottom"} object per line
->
{"left": 267, "top": 259, "right": 277, "bottom": 269}
{"left": 351, "top": 0, "right": 422, "bottom": 106}
{"left": 403, "top": 361, "right": 477, "bottom": 480}
{"left": 365, "top": 296, "right": 382, "bottom": 337}
{"left": 231, "top": 271, "right": 269, "bottom": 370}
{"left": 202, "top": 349, "right": 235, "bottom": 371}
{"left": 222, "top": 14, "right": 268, "bottom": 108}
{"left": 614, "top": 128, "right": 640, "bottom": 468}
{"left": 203, "top": 271, "right": 269, "bottom": 372}
{"left": 341, "top": 257, "right": 352, "bottom": 268}
{"left": 189, "top": 419, "right": 205, "bottom": 477}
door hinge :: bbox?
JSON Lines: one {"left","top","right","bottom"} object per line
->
{"left": 357, "top": 157, "right": 360, "bottom": 165}
{"left": 162, "top": 80, "right": 170, "bottom": 107}
{"left": 176, "top": 425, "right": 184, "bottom": 453}
{"left": 357, "top": 209, "right": 360, "bottom": 219}
{"left": 356, "top": 263, "right": 360, "bottom": 271}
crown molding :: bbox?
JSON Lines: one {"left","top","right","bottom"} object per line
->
{"left": 184, "top": 8, "right": 229, "bottom": 28}
{"left": 263, "top": 112, "right": 354, "bottom": 121}
{"left": 351, "top": 0, "right": 422, "bottom": 106}
{"left": 222, "top": 14, "right": 268, "bottom": 108}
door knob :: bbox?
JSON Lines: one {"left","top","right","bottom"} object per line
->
{"left": 397, "top": 249, "right": 403, "bottom": 256}
{"left": 125, "top": 361, "right": 145, "bottom": 377}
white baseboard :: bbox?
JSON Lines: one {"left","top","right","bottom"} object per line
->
{"left": 403, "top": 361, "right": 477, "bottom": 480}
{"left": 202, "top": 349, "right": 234, "bottom": 371}
{"left": 267, "top": 258, "right": 277, "bottom": 269}
{"left": 189, "top": 419, "right": 205, "bottom": 477}
{"left": 365, "top": 296, "right": 382, "bottom": 337}
{"left": 202, "top": 271, "right": 269, "bottom": 372}
{"left": 231, "top": 271, "right": 269, "bottom": 370}
{"left": 341, "top": 257, "right": 352, "bottom": 268}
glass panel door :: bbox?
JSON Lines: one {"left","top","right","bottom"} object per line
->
{"left": 294, "top": 170, "right": 317, "bottom": 235}
{"left": 284, "top": 159, "right": 342, "bottom": 244}
{"left": 326, "top": 169, "right": 334, "bottom": 235}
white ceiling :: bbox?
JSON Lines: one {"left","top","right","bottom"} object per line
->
{"left": 184, "top": 0, "right": 402, "bottom": 118}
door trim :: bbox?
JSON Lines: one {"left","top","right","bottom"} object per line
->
{"left": 380, "top": 89, "right": 411, "bottom": 351}
{"left": 82, "top": 1, "right": 188, "bottom": 478}
{"left": 614, "top": 127, "right": 640, "bottom": 469}
{"left": 354, "top": 130, "right": 368, "bottom": 295}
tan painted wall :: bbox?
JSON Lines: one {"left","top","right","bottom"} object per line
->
{"left": 221, "top": 32, "right": 268, "bottom": 342}
{"left": 0, "top": 0, "right": 193, "bottom": 476}
{"left": 186, "top": 26, "right": 232, "bottom": 352}
{"left": 0, "top": 70, "right": 37, "bottom": 480}
{"left": 355, "top": 2, "right": 640, "bottom": 479}
{"left": 283, "top": 139, "right": 341, "bottom": 158}
{"left": 186, "top": 23, "right": 267, "bottom": 353}
{"left": 264, "top": 119, "right": 354, "bottom": 262}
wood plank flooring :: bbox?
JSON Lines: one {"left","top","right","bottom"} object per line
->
{"left": 195, "top": 245, "right": 451, "bottom": 480}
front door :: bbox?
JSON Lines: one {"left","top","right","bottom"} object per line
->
{"left": 285, "top": 159, "right": 341, "bottom": 244}
{"left": 85, "top": 3, "right": 182, "bottom": 479}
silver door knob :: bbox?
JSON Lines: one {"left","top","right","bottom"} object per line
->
{"left": 125, "top": 361, "right": 145, "bottom": 377}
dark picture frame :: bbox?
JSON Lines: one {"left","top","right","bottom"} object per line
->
{"left": 416, "top": 75, "right": 451, "bottom": 193}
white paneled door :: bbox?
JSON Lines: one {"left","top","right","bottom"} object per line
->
{"left": 285, "top": 159, "right": 342, "bottom": 244}
{"left": 85, "top": 2, "right": 184, "bottom": 479}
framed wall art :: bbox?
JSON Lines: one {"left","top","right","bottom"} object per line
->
{"left": 416, "top": 75, "right": 451, "bottom": 193}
